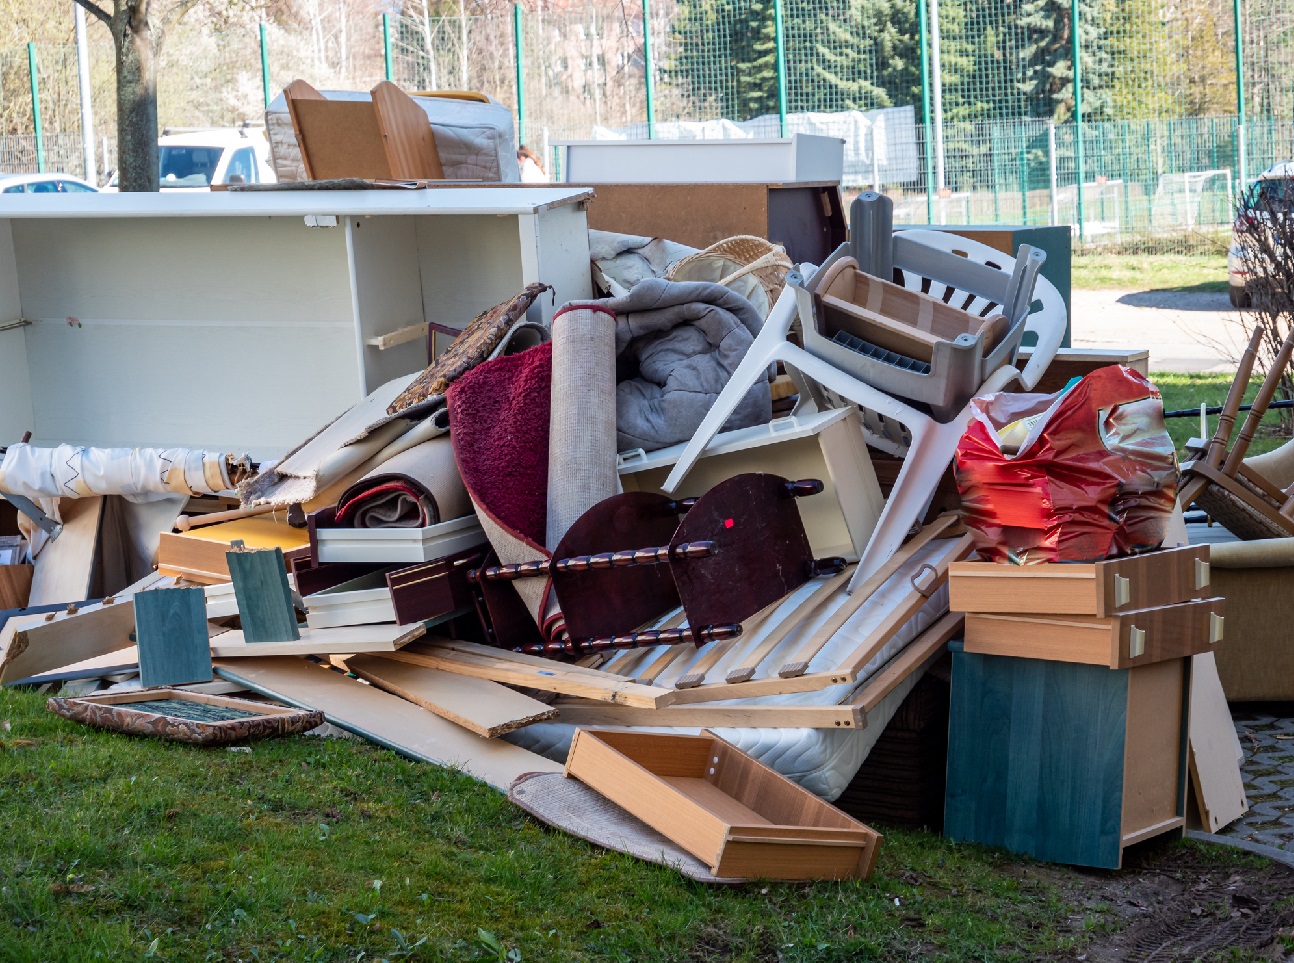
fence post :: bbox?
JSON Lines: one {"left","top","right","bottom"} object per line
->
{"left": 74, "top": 4, "right": 97, "bottom": 184}
{"left": 1233, "top": 0, "right": 1247, "bottom": 192}
{"left": 382, "top": 14, "right": 394, "bottom": 83}
{"left": 260, "top": 24, "right": 272, "bottom": 109}
{"left": 773, "top": 0, "right": 788, "bottom": 138}
{"left": 917, "top": 0, "right": 934, "bottom": 224}
{"left": 27, "top": 43, "right": 44, "bottom": 174}
{"left": 642, "top": 0, "right": 657, "bottom": 139}
{"left": 1071, "top": 0, "right": 1085, "bottom": 242}
{"left": 1048, "top": 122, "right": 1059, "bottom": 226}
{"left": 514, "top": 4, "right": 526, "bottom": 145}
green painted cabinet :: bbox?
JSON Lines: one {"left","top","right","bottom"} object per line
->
{"left": 944, "top": 642, "right": 1190, "bottom": 869}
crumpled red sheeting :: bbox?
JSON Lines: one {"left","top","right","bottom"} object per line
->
{"left": 955, "top": 365, "right": 1179, "bottom": 564}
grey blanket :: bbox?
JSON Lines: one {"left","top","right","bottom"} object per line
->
{"left": 603, "top": 279, "right": 771, "bottom": 453}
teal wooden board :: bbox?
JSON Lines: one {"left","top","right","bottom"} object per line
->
{"left": 945, "top": 651, "right": 1128, "bottom": 869}
{"left": 135, "top": 588, "right": 212, "bottom": 688}
{"left": 226, "top": 548, "right": 300, "bottom": 644}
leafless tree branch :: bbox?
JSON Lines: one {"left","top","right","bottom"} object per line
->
{"left": 72, "top": 0, "right": 112, "bottom": 27}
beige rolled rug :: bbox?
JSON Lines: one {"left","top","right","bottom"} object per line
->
{"left": 545, "top": 304, "right": 621, "bottom": 551}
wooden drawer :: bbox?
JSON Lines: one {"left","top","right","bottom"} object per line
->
{"left": 565, "top": 728, "right": 881, "bottom": 880}
{"left": 945, "top": 647, "right": 1190, "bottom": 870}
{"left": 964, "top": 597, "right": 1225, "bottom": 669}
{"left": 950, "top": 545, "right": 1211, "bottom": 617}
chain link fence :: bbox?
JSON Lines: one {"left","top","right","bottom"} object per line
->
{"left": 3, "top": 0, "right": 1292, "bottom": 254}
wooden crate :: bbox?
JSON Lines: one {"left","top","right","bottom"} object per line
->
{"left": 565, "top": 728, "right": 881, "bottom": 880}
{"left": 963, "top": 597, "right": 1226, "bottom": 669}
{"left": 944, "top": 644, "right": 1190, "bottom": 869}
{"left": 949, "top": 545, "right": 1211, "bottom": 617}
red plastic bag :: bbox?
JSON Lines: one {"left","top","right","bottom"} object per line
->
{"left": 954, "top": 366, "right": 1179, "bottom": 564}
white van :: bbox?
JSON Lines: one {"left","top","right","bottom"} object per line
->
{"left": 104, "top": 126, "right": 277, "bottom": 191}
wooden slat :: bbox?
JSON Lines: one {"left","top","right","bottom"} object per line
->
{"left": 214, "top": 657, "right": 562, "bottom": 790}
{"left": 345, "top": 653, "right": 557, "bottom": 737}
{"left": 675, "top": 597, "right": 786, "bottom": 689}
{"left": 387, "top": 642, "right": 678, "bottom": 708}
{"left": 209, "top": 622, "right": 424, "bottom": 658}
{"left": 776, "top": 516, "right": 957, "bottom": 678}
{"left": 849, "top": 611, "right": 962, "bottom": 713}
{"left": 633, "top": 643, "right": 694, "bottom": 686}
{"left": 553, "top": 699, "right": 864, "bottom": 730}
{"left": 725, "top": 568, "right": 854, "bottom": 684}
{"left": 29, "top": 496, "right": 103, "bottom": 606}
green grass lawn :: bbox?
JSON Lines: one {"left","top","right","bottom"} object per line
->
{"left": 1154, "top": 372, "right": 1291, "bottom": 461}
{"left": 0, "top": 686, "right": 1263, "bottom": 963}
{"left": 1072, "top": 254, "right": 1228, "bottom": 293}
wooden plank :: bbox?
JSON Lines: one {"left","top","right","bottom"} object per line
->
{"left": 135, "top": 587, "right": 213, "bottom": 687}
{"left": 675, "top": 597, "right": 785, "bottom": 689}
{"left": 214, "top": 657, "right": 562, "bottom": 791}
{"left": 29, "top": 496, "right": 103, "bottom": 606}
{"left": 634, "top": 642, "right": 694, "bottom": 686}
{"left": 345, "top": 653, "right": 557, "bottom": 737}
{"left": 158, "top": 517, "right": 311, "bottom": 583}
{"left": 0, "top": 572, "right": 172, "bottom": 683}
{"left": 552, "top": 699, "right": 864, "bottom": 730}
{"left": 725, "top": 568, "right": 854, "bottom": 684}
{"left": 0, "top": 564, "right": 33, "bottom": 609}
{"left": 386, "top": 643, "right": 678, "bottom": 709}
{"left": 209, "top": 622, "right": 424, "bottom": 658}
{"left": 1188, "top": 651, "right": 1249, "bottom": 833}
{"left": 776, "top": 518, "right": 958, "bottom": 677}
{"left": 850, "top": 611, "right": 962, "bottom": 713}
{"left": 226, "top": 547, "right": 300, "bottom": 643}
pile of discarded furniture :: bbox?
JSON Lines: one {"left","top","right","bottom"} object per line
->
{"left": 0, "top": 82, "right": 1253, "bottom": 881}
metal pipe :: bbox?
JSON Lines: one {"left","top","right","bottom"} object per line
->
{"left": 27, "top": 43, "right": 44, "bottom": 174}
{"left": 642, "top": 0, "right": 656, "bottom": 139}
{"left": 773, "top": 0, "right": 788, "bottom": 138}
{"left": 74, "top": 5, "right": 96, "bottom": 184}
{"left": 917, "top": 0, "right": 935, "bottom": 224}
{"left": 929, "top": 0, "right": 945, "bottom": 193}
{"left": 513, "top": 4, "right": 526, "bottom": 144}
{"left": 1234, "top": 0, "right": 1248, "bottom": 191}
{"left": 1071, "top": 0, "right": 1085, "bottom": 242}
{"left": 382, "top": 14, "right": 393, "bottom": 83}
{"left": 260, "top": 23, "right": 272, "bottom": 108}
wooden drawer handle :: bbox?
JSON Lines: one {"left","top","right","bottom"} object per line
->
{"left": 1128, "top": 626, "right": 1146, "bottom": 659}
{"left": 1210, "top": 613, "right": 1224, "bottom": 644}
{"left": 1113, "top": 574, "right": 1131, "bottom": 608}
{"left": 1195, "top": 559, "right": 1211, "bottom": 590}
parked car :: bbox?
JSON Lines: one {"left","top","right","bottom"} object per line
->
{"left": 1227, "top": 161, "right": 1294, "bottom": 307}
{"left": 0, "top": 172, "right": 98, "bottom": 194}
{"left": 103, "top": 126, "right": 277, "bottom": 191}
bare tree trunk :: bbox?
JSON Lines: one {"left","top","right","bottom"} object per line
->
{"left": 113, "top": 14, "right": 158, "bottom": 193}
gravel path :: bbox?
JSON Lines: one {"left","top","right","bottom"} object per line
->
{"left": 1070, "top": 289, "right": 1251, "bottom": 373}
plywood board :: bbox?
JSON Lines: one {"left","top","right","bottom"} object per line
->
{"left": 0, "top": 572, "right": 172, "bottom": 683}
{"left": 1122, "top": 659, "right": 1186, "bottom": 840}
{"left": 226, "top": 548, "right": 300, "bottom": 643}
{"left": 1188, "top": 652, "right": 1249, "bottom": 833}
{"left": 213, "top": 656, "right": 562, "bottom": 790}
{"left": 28, "top": 496, "right": 104, "bottom": 606}
{"left": 345, "top": 653, "right": 556, "bottom": 737}
{"left": 0, "top": 564, "right": 33, "bottom": 609}
{"left": 208, "top": 621, "right": 424, "bottom": 658}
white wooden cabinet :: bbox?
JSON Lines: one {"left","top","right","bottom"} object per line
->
{"left": 0, "top": 187, "right": 592, "bottom": 460}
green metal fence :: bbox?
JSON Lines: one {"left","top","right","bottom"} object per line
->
{"left": 5, "top": 0, "right": 1293, "bottom": 253}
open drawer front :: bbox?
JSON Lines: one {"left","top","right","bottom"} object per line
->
{"left": 815, "top": 255, "right": 1009, "bottom": 365}
{"left": 564, "top": 728, "right": 882, "bottom": 879}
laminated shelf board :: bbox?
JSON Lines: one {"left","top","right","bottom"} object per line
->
{"left": 313, "top": 514, "right": 486, "bottom": 564}
{"left": 963, "top": 598, "right": 1225, "bottom": 670}
{"left": 0, "top": 188, "right": 593, "bottom": 459}
{"left": 949, "top": 546, "right": 1212, "bottom": 617}
{"left": 556, "top": 135, "right": 845, "bottom": 185}
{"left": 565, "top": 728, "right": 882, "bottom": 880}
{"left": 158, "top": 517, "right": 311, "bottom": 583}
{"left": 208, "top": 621, "right": 424, "bottom": 658}
{"left": 304, "top": 569, "right": 397, "bottom": 629}
{"left": 618, "top": 409, "right": 884, "bottom": 562}
{"left": 579, "top": 181, "right": 846, "bottom": 265}
{"left": 944, "top": 645, "right": 1191, "bottom": 870}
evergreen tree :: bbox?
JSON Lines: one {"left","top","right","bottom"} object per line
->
{"left": 1018, "top": 0, "right": 1111, "bottom": 121}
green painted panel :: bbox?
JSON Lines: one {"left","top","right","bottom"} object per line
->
{"left": 226, "top": 548, "right": 300, "bottom": 644}
{"left": 946, "top": 651, "right": 1129, "bottom": 869}
{"left": 135, "top": 587, "right": 212, "bottom": 688}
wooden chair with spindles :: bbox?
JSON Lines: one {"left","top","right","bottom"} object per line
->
{"left": 1179, "top": 322, "right": 1294, "bottom": 539}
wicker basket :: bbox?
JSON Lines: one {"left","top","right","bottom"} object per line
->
{"left": 665, "top": 235, "right": 793, "bottom": 318}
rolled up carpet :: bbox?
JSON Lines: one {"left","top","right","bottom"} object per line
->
{"left": 448, "top": 342, "right": 558, "bottom": 637}
{"left": 332, "top": 435, "right": 471, "bottom": 529}
{"left": 546, "top": 305, "right": 620, "bottom": 551}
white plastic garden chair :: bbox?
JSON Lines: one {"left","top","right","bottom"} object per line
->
{"left": 662, "top": 230, "right": 1067, "bottom": 592}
